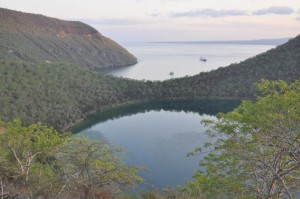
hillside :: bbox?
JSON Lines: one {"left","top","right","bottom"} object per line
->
{"left": 0, "top": 8, "right": 137, "bottom": 68}
{"left": 0, "top": 60, "right": 154, "bottom": 130}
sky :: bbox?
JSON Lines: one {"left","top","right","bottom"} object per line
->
{"left": 0, "top": 0, "right": 299, "bottom": 42}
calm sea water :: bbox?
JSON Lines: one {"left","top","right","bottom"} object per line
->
{"left": 75, "top": 100, "right": 240, "bottom": 188}
{"left": 100, "top": 42, "right": 275, "bottom": 81}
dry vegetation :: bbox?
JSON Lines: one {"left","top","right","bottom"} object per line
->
{"left": 0, "top": 7, "right": 137, "bottom": 68}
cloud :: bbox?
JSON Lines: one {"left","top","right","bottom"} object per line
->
{"left": 253, "top": 6, "right": 294, "bottom": 15}
{"left": 149, "top": 12, "right": 161, "bottom": 17}
{"left": 296, "top": 9, "right": 300, "bottom": 21}
{"left": 170, "top": 7, "right": 295, "bottom": 18}
{"left": 170, "top": 9, "right": 248, "bottom": 18}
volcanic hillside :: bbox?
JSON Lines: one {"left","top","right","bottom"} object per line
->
{"left": 0, "top": 8, "right": 137, "bottom": 68}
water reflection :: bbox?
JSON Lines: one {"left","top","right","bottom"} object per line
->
{"left": 73, "top": 99, "right": 240, "bottom": 188}
{"left": 71, "top": 99, "right": 240, "bottom": 133}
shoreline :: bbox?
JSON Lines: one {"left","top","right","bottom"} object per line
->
{"left": 64, "top": 96, "right": 244, "bottom": 133}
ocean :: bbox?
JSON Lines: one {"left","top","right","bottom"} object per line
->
{"left": 100, "top": 42, "right": 276, "bottom": 81}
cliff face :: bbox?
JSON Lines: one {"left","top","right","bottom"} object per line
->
{"left": 0, "top": 8, "right": 137, "bottom": 68}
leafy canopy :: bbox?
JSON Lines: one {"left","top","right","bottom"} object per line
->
{"left": 189, "top": 80, "right": 300, "bottom": 199}
{"left": 0, "top": 119, "right": 142, "bottom": 199}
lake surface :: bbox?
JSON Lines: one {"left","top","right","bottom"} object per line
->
{"left": 74, "top": 100, "right": 240, "bottom": 188}
{"left": 100, "top": 42, "right": 275, "bottom": 81}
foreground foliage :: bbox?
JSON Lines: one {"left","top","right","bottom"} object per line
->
{"left": 0, "top": 119, "right": 142, "bottom": 199}
{"left": 188, "top": 80, "right": 300, "bottom": 198}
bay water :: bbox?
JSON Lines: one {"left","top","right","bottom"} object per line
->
{"left": 100, "top": 42, "right": 275, "bottom": 81}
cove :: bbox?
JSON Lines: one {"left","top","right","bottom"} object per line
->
{"left": 99, "top": 42, "right": 275, "bottom": 81}
{"left": 71, "top": 99, "right": 240, "bottom": 188}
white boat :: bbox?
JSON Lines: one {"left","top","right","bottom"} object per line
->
{"left": 200, "top": 57, "right": 207, "bottom": 62}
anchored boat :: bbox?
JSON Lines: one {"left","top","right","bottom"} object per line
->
{"left": 200, "top": 57, "right": 207, "bottom": 62}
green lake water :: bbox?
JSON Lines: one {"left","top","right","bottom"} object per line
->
{"left": 73, "top": 99, "right": 240, "bottom": 188}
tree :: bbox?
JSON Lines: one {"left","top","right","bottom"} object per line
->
{"left": 0, "top": 119, "right": 67, "bottom": 198}
{"left": 0, "top": 119, "right": 143, "bottom": 198}
{"left": 54, "top": 137, "right": 143, "bottom": 199}
{"left": 189, "top": 80, "right": 300, "bottom": 199}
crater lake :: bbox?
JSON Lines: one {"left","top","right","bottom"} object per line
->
{"left": 72, "top": 100, "right": 240, "bottom": 188}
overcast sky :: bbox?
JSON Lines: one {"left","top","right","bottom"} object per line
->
{"left": 1, "top": 0, "right": 299, "bottom": 42}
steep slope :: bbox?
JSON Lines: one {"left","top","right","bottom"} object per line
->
{"left": 0, "top": 8, "right": 137, "bottom": 68}
{"left": 0, "top": 60, "right": 150, "bottom": 130}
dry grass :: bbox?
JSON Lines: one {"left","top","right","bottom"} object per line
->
{"left": 0, "top": 127, "right": 5, "bottom": 134}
